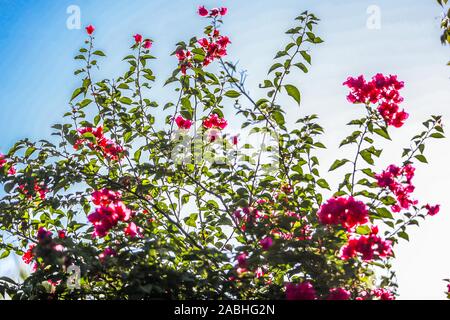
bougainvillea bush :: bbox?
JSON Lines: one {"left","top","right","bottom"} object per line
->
{"left": 0, "top": 6, "right": 446, "bottom": 300}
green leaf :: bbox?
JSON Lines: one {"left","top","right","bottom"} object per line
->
{"left": 0, "top": 250, "right": 10, "bottom": 259}
{"left": 329, "top": 159, "right": 349, "bottom": 171}
{"left": 272, "top": 111, "right": 285, "bottom": 126}
{"left": 274, "top": 50, "right": 288, "bottom": 59}
{"left": 306, "top": 32, "right": 315, "bottom": 41}
{"left": 268, "top": 63, "right": 283, "bottom": 74}
{"left": 314, "top": 142, "right": 326, "bottom": 149}
{"left": 118, "top": 83, "right": 130, "bottom": 90}
{"left": 224, "top": 90, "right": 241, "bottom": 98}
{"left": 360, "top": 150, "right": 374, "bottom": 165}
{"left": 300, "top": 51, "right": 311, "bottom": 64}
{"left": 193, "top": 54, "right": 205, "bottom": 63}
{"left": 120, "top": 97, "right": 133, "bottom": 105}
{"left": 134, "top": 149, "right": 142, "bottom": 163}
{"left": 184, "top": 213, "right": 198, "bottom": 227}
{"left": 374, "top": 128, "right": 391, "bottom": 140}
{"left": 418, "top": 144, "right": 425, "bottom": 153}
{"left": 376, "top": 207, "right": 393, "bottom": 220}
{"left": 356, "top": 225, "right": 371, "bottom": 235}
{"left": 260, "top": 80, "right": 273, "bottom": 88}
{"left": 415, "top": 155, "right": 428, "bottom": 163}
{"left": 284, "top": 85, "right": 301, "bottom": 106}
{"left": 293, "top": 63, "right": 308, "bottom": 73}
{"left": 82, "top": 132, "right": 96, "bottom": 140}
{"left": 123, "top": 131, "right": 132, "bottom": 143}
{"left": 361, "top": 168, "right": 374, "bottom": 177}
{"left": 164, "top": 76, "right": 178, "bottom": 86}
{"left": 92, "top": 50, "right": 106, "bottom": 57}
{"left": 398, "top": 231, "right": 409, "bottom": 241}
{"left": 430, "top": 132, "right": 445, "bottom": 139}
{"left": 317, "top": 179, "right": 330, "bottom": 190}
{"left": 25, "top": 147, "right": 36, "bottom": 158}
{"left": 70, "top": 87, "right": 84, "bottom": 102}
{"left": 79, "top": 99, "right": 93, "bottom": 108}
{"left": 313, "top": 37, "right": 324, "bottom": 44}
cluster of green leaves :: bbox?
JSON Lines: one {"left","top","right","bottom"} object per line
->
{"left": 436, "top": 0, "right": 450, "bottom": 64}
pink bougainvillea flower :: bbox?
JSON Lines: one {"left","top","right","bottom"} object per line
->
{"left": 175, "top": 49, "right": 193, "bottom": 74}
{"left": 317, "top": 196, "right": 369, "bottom": 230}
{"left": 234, "top": 206, "right": 270, "bottom": 232}
{"left": 115, "top": 202, "right": 132, "bottom": 221}
{"left": 340, "top": 226, "right": 392, "bottom": 261}
{"left": 18, "top": 181, "right": 48, "bottom": 200}
{"left": 88, "top": 189, "right": 132, "bottom": 238}
{"left": 343, "top": 74, "right": 408, "bottom": 128}
{"left": 58, "top": 230, "right": 66, "bottom": 239}
{"left": 198, "top": 5, "right": 209, "bottom": 16}
{"left": 0, "top": 153, "right": 6, "bottom": 168}
{"left": 207, "top": 128, "right": 220, "bottom": 142}
{"left": 391, "top": 109, "right": 409, "bottom": 128}
{"left": 124, "top": 222, "right": 142, "bottom": 238}
{"left": 372, "top": 288, "right": 395, "bottom": 300}
{"left": 375, "top": 164, "right": 417, "bottom": 213}
{"left": 255, "top": 267, "right": 265, "bottom": 279}
{"left": 22, "top": 244, "right": 35, "bottom": 264}
{"left": 209, "top": 8, "right": 220, "bottom": 16}
{"left": 99, "top": 247, "right": 117, "bottom": 261}
{"left": 285, "top": 282, "right": 316, "bottom": 300}
{"left": 177, "top": 28, "right": 230, "bottom": 71}
{"left": 198, "top": 6, "right": 227, "bottom": 17}
{"left": 37, "top": 227, "right": 53, "bottom": 242}
{"left": 259, "top": 237, "right": 273, "bottom": 250}
{"left": 236, "top": 267, "right": 248, "bottom": 275}
{"left": 35, "top": 183, "right": 48, "bottom": 200}
{"left": 85, "top": 25, "right": 95, "bottom": 35}
{"left": 92, "top": 188, "right": 121, "bottom": 206}
{"left": 209, "top": 7, "right": 227, "bottom": 17}
{"left": 75, "top": 126, "right": 124, "bottom": 161}
{"left": 203, "top": 34, "right": 230, "bottom": 66}
{"left": 7, "top": 166, "right": 16, "bottom": 175}
{"left": 0, "top": 153, "right": 16, "bottom": 175}
{"left": 198, "top": 38, "right": 209, "bottom": 48}
{"left": 425, "top": 204, "right": 440, "bottom": 216}
{"left": 216, "top": 35, "right": 231, "bottom": 47}
{"left": 237, "top": 253, "right": 247, "bottom": 268}
{"left": 176, "top": 50, "right": 188, "bottom": 61}
{"left": 47, "top": 279, "right": 62, "bottom": 287}
{"left": 19, "top": 182, "right": 48, "bottom": 200}
{"left": 203, "top": 114, "right": 228, "bottom": 130}
{"left": 355, "top": 291, "right": 370, "bottom": 300}
{"left": 175, "top": 115, "right": 193, "bottom": 130}
{"left": 143, "top": 39, "right": 152, "bottom": 49}
{"left": 133, "top": 34, "right": 143, "bottom": 43}
{"left": 328, "top": 288, "right": 351, "bottom": 300}
{"left": 194, "top": 29, "right": 231, "bottom": 68}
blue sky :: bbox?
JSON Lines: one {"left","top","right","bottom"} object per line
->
{"left": 0, "top": 0, "right": 449, "bottom": 299}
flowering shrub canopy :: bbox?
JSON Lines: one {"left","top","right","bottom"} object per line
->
{"left": 0, "top": 6, "right": 446, "bottom": 300}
